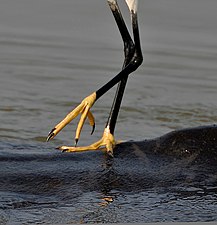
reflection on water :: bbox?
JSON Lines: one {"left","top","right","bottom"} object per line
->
{"left": 0, "top": 0, "right": 217, "bottom": 223}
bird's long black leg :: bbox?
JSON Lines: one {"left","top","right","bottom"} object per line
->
{"left": 46, "top": 1, "right": 133, "bottom": 145}
{"left": 105, "top": 0, "right": 135, "bottom": 139}
{"left": 110, "top": 5, "right": 143, "bottom": 137}
{"left": 49, "top": 1, "right": 143, "bottom": 154}
{"left": 95, "top": 7, "right": 143, "bottom": 101}
{"left": 98, "top": 1, "right": 143, "bottom": 155}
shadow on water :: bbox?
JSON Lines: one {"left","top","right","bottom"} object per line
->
{"left": 0, "top": 125, "right": 217, "bottom": 222}
{"left": 1, "top": 125, "right": 216, "bottom": 191}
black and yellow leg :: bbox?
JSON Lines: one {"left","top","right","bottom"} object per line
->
{"left": 47, "top": 0, "right": 143, "bottom": 156}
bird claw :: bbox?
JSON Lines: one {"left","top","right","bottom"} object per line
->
{"left": 57, "top": 126, "right": 122, "bottom": 156}
{"left": 47, "top": 92, "right": 96, "bottom": 144}
{"left": 47, "top": 128, "right": 56, "bottom": 142}
{"left": 56, "top": 146, "right": 69, "bottom": 153}
{"left": 107, "top": 150, "right": 114, "bottom": 158}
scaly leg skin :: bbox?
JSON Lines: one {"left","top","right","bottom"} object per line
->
{"left": 57, "top": 126, "right": 122, "bottom": 157}
{"left": 47, "top": 92, "right": 96, "bottom": 145}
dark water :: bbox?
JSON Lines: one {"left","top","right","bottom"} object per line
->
{"left": 0, "top": 0, "right": 217, "bottom": 223}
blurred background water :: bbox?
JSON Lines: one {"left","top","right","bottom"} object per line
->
{"left": 0, "top": 0, "right": 217, "bottom": 223}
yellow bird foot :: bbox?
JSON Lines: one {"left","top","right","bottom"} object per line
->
{"left": 47, "top": 92, "right": 96, "bottom": 145}
{"left": 57, "top": 126, "right": 121, "bottom": 157}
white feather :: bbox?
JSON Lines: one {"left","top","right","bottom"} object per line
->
{"left": 125, "top": 0, "right": 138, "bottom": 12}
{"left": 107, "top": 0, "right": 117, "bottom": 4}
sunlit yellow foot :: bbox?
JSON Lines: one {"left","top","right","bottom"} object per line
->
{"left": 57, "top": 126, "right": 122, "bottom": 157}
{"left": 47, "top": 92, "right": 96, "bottom": 144}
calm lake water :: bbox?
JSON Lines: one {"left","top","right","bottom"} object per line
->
{"left": 0, "top": 0, "right": 217, "bottom": 224}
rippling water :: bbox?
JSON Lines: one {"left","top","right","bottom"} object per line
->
{"left": 0, "top": 0, "right": 217, "bottom": 223}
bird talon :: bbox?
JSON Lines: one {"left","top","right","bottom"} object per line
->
{"left": 56, "top": 146, "right": 70, "bottom": 152}
{"left": 90, "top": 123, "right": 95, "bottom": 135}
{"left": 54, "top": 127, "right": 119, "bottom": 156}
{"left": 46, "top": 92, "right": 96, "bottom": 143}
{"left": 47, "top": 128, "right": 56, "bottom": 142}
{"left": 107, "top": 150, "right": 114, "bottom": 158}
{"left": 74, "top": 138, "right": 78, "bottom": 147}
{"left": 62, "top": 149, "right": 69, "bottom": 153}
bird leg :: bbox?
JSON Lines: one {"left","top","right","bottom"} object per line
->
{"left": 57, "top": 126, "right": 121, "bottom": 157}
{"left": 47, "top": 92, "right": 96, "bottom": 145}
{"left": 47, "top": 0, "right": 142, "bottom": 155}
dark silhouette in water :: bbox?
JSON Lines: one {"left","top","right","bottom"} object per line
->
{"left": 116, "top": 124, "right": 217, "bottom": 163}
{"left": 0, "top": 125, "right": 217, "bottom": 198}
{"left": 1, "top": 125, "right": 217, "bottom": 224}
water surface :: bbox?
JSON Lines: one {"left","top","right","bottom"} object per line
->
{"left": 0, "top": 0, "right": 217, "bottom": 223}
